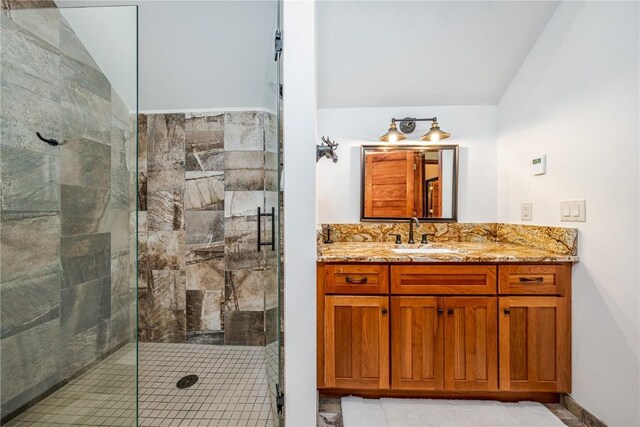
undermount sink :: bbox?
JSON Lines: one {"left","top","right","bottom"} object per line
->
{"left": 392, "top": 247, "right": 459, "bottom": 255}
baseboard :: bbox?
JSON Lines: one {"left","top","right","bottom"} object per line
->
{"left": 560, "top": 394, "right": 608, "bottom": 427}
{"left": 319, "top": 388, "right": 560, "bottom": 403}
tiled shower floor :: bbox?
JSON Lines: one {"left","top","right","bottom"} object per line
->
{"left": 5, "top": 343, "right": 136, "bottom": 426}
{"left": 139, "top": 343, "right": 274, "bottom": 427}
{"left": 5, "top": 343, "right": 274, "bottom": 427}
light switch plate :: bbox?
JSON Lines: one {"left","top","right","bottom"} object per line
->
{"left": 521, "top": 202, "right": 532, "bottom": 221}
{"left": 561, "top": 199, "right": 586, "bottom": 222}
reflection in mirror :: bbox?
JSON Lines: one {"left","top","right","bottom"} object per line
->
{"left": 361, "top": 145, "right": 458, "bottom": 221}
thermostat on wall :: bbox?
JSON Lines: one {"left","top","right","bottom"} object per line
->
{"left": 531, "top": 154, "right": 546, "bottom": 176}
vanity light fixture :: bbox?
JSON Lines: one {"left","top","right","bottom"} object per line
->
{"left": 378, "top": 119, "right": 407, "bottom": 143}
{"left": 379, "top": 117, "right": 451, "bottom": 142}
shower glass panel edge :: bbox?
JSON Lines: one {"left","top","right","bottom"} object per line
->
{"left": 264, "top": 0, "right": 284, "bottom": 424}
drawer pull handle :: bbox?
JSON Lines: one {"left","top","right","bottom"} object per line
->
{"left": 519, "top": 277, "right": 544, "bottom": 283}
{"left": 345, "top": 276, "right": 368, "bottom": 284}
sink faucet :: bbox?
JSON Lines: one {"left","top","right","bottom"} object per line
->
{"left": 408, "top": 217, "right": 420, "bottom": 244}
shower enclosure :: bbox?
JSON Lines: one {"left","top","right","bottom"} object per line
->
{"left": 136, "top": 0, "right": 284, "bottom": 424}
{"left": 1, "top": 1, "right": 283, "bottom": 426}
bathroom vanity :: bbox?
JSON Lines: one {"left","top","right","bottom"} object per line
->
{"left": 316, "top": 233, "right": 578, "bottom": 402}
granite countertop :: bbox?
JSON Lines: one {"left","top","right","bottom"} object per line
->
{"left": 317, "top": 241, "right": 579, "bottom": 263}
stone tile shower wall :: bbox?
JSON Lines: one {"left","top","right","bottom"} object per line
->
{"left": 0, "top": 7, "right": 135, "bottom": 418}
{"left": 138, "top": 111, "right": 277, "bottom": 346}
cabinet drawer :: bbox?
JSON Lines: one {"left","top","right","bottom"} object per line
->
{"left": 325, "top": 264, "right": 389, "bottom": 294}
{"left": 499, "top": 265, "right": 570, "bottom": 296}
{"left": 391, "top": 265, "right": 497, "bottom": 295}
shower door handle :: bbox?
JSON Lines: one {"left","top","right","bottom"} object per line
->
{"left": 257, "top": 207, "right": 275, "bottom": 252}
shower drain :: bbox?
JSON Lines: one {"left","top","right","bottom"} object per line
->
{"left": 176, "top": 374, "right": 199, "bottom": 389}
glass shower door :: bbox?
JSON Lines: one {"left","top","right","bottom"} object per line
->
{"left": 0, "top": 4, "right": 137, "bottom": 425}
{"left": 263, "top": 0, "right": 283, "bottom": 423}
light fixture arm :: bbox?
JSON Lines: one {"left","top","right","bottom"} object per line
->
{"left": 391, "top": 117, "right": 437, "bottom": 134}
{"left": 380, "top": 116, "right": 450, "bottom": 142}
{"left": 392, "top": 117, "right": 437, "bottom": 123}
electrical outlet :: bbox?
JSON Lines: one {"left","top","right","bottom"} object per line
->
{"left": 521, "top": 202, "right": 532, "bottom": 221}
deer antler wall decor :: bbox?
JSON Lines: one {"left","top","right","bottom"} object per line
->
{"left": 316, "top": 136, "right": 339, "bottom": 163}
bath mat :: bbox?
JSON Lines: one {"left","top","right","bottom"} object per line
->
{"left": 341, "top": 396, "right": 566, "bottom": 427}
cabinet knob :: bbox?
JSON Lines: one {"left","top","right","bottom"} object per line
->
{"left": 381, "top": 307, "right": 388, "bottom": 315}
{"left": 504, "top": 308, "right": 511, "bottom": 315}
{"left": 447, "top": 308, "right": 453, "bottom": 315}
{"left": 437, "top": 308, "right": 443, "bottom": 315}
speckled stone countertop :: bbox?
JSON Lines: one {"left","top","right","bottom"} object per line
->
{"left": 317, "top": 241, "right": 579, "bottom": 263}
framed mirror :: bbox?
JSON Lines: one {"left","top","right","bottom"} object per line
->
{"left": 361, "top": 145, "right": 459, "bottom": 222}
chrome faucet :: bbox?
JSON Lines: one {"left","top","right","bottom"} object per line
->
{"left": 408, "top": 217, "right": 420, "bottom": 244}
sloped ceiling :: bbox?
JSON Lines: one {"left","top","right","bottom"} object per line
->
{"left": 317, "top": 1, "right": 559, "bottom": 108}
{"left": 56, "top": 0, "right": 278, "bottom": 111}
{"left": 56, "top": 0, "right": 558, "bottom": 111}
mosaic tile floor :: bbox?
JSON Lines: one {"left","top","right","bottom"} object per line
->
{"left": 139, "top": 343, "right": 274, "bottom": 427}
{"left": 5, "top": 342, "right": 275, "bottom": 427}
{"left": 5, "top": 343, "right": 136, "bottom": 426}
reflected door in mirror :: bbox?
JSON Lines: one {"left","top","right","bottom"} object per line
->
{"left": 361, "top": 145, "right": 458, "bottom": 222}
{"left": 364, "top": 151, "right": 423, "bottom": 217}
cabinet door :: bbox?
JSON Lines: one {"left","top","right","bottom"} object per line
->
{"left": 391, "top": 297, "right": 444, "bottom": 390}
{"left": 499, "top": 297, "right": 570, "bottom": 392}
{"left": 444, "top": 297, "right": 498, "bottom": 391}
{"left": 324, "top": 296, "right": 389, "bottom": 389}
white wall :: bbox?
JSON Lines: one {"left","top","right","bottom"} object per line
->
{"left": 496, "top": 2, "right": 639, "bottom": 426}
{"left": 59, "top": 6, "right": 137, "bottom": 111}
{"left": 282, "top": 1, "right": 318, "bottom": 425}
{"left": 317, "top": 106, "right": 497, "bottom": 224}
{"left": 57, "top": 0, "right": 278, "bottom": 112}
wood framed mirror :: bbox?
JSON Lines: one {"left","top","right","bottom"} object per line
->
{"left": 361, "top": 145, "right": 459, "bottom": 222}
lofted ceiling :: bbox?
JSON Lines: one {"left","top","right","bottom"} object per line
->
{"left": 55, "top": 1, "right": 559, "bottom": 111}
{"left": 317, "top": 1, "right": 560, "bottom": 108}
{"left": 56, "top": 0, "right": 278, "bottom": 112}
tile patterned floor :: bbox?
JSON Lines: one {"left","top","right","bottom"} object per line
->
{"left": 5, "top": 344, "right": 136, "bottom": 426}
{"left": 139, "top": 343, "right": 274, "bottom": 427}
{"left": 5, "top": 342, "right": 275, "bottom": 427}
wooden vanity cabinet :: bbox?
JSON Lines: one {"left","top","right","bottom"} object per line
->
{"left": 498, "top": 264, "right": 570, "bottom": 296}
{"left": 318, "top": 262, "right": 572, "bottom": 399}
{"left": 325, "top": 264, "right": 389, "bottom": 294}
{"left": 391, "top": 265, "right": 497, "bottom": 295}
{"left": 443, "top": 297, "right": 498, "bottom": 391}
{"left": 390, "top": 296, "right": 498, "bottom": 391}
{"left": 499, "top": 296, "right": 570, "bottom": 392}
{"left": 390, "top": 297, "right": 444, "bottom": 390}
{"left": 323, "top": 295, "right": 389, "bottom": 389}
